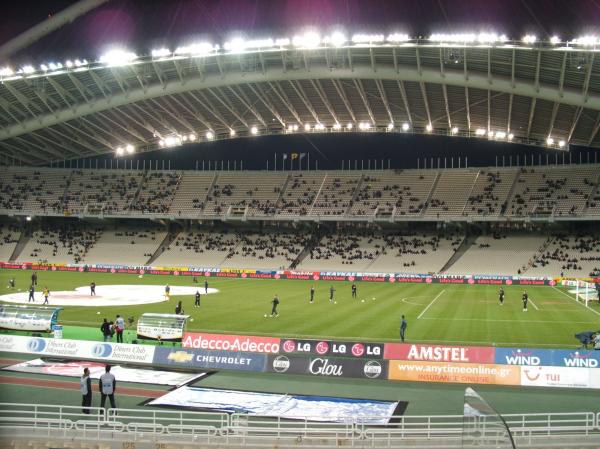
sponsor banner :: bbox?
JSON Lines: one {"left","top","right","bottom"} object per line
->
{"left": 183, "top": 332, "right": 280, "bottom": 354}
{"left": 153, "top": 347, "right": 267, "bottom": 372}
{"left": 0, "top": 335, "right": 155, "bottom": 364}
{"left": 520, "top": 366, "right": 593, "bottom": 389}
{"left": 495, "top": 348, "right": 600, "bottom": 368}
{"left": 388, "top": 360, "right": 521, "bottom": 386}
{"left": 267, "top": 354, "right": 387, "bottom": 379}
{"left": 280, "top": 339, "right": 383, "bottom": 359}
{"left": 495, "top": 348, "right": 554, "bottom": 366}
{"left": 384, "top": 343, "right": 495, "bottom": 364}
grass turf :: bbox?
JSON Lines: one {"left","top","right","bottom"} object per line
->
{"left": 1, "top": 269, "right": 599, "bottom": 347}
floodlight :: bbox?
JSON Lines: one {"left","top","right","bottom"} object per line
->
{"left": 488, "top": 131, "right": 495, "bottom": 138}
{"left": 0, "top": 67, "right": 14, "bottom": 77}
{"left": 316, "top": 123, "right": 325, "bottom": 130}
{"left": 293, "top": 31, "right": 320, "bottom": 48}
{"left": 508, "top": 133, "right": 514, "bottom": 141}
{"left": 573, "top": 35, "right": 599, "bottom": 46}
{"left": 126, "top": 144, "right": 135, "bottom": 154}
{"left": 164, "top": 136, "right": 182, "bottom": 147}
{"left": 74, "top": 59, "right": 83, "bottom": 67}
{"left": 387, "top": 33, "right": 410, "bottom": 43}
{"left": 304, "top": 123, "right": 311, "bottom": 131}
{"left": 558, "top": 140, "right": 566, "bottom": 148}
{"left": 206, "top": 131, "right": 214, "bottom": 140}
{"left": 116, "top": 147, "right": 124, "bottom": 156}
{"left": 274, "top": 38, "right": 290, "bottom": 46}
{"left": 475, "top": 128, "right": 486, "bottom": 136}
{"left": 224, "top": 38, "right": 246, "bottom": 53}
{"left": 546, "top": 137, "right": 554, "bottom": 145}
{"left": 522, "top": 35, "right": 537, "bottom": 44}
{"left": 401, "top": 122, "right": 410, "bottom": 131}
{"left": 26, "top": 216, "right": 32, "bottom": 222}
{"left": 22, "top": 65, "right": 35, "bottom": 74}
{"left": 250, "top": 126, "right": 258, "bottom": 135}
{"left": 158, "top": 140, "right": 165, "bottom": 147}
{"left": 100, "top": 49, "right": 137, "bottom": 66}
{"left": 363, "top": 122, "right": 371, "bottom": 130}
{"left": 495, "top": 131, "right": 506, "bottom": 139}
{"left": 326, "top": 31, "right": 347, "bottom": 47}
{"left": 65, "top": 60, "right": 73, "bottom": 68}
{"left": 182, "top": 135, "right": 188, "bottom": 142}
{"left": 48, "top": 62, "right": 62, "bottom": 70}
{"left": 288, "top": 124, "right": 294, "bottom": 132}
{"left": 425, "top": 124, "right": 433, "bottom": 132}
{"left": 230, "top": 129, "right": 236, "bottom": 136}
{"left": 550, "top": 36, "right": 561, "bottom": 45}
{"left": 352, "top": 34, "right": 385, "bottom": 44}
{"left": 333, "top": 123, "right": 342, "bottom": 130}
{"left": 40, "top": 64, "right": 48, "bottom": 71}
{"left": 175, "top": 43, "right": 216, "bottom": 56}
{"left": 151, "top": 48, "right": 171, "bottom": 58}
{"left": 451, "top": 127, "right": 459, "bottom": 134}
{"left": 292, "top": 124, "right": 298, "bottom": 131}
{"left": 347, "top": 123, "right": 353, "bottom": 130}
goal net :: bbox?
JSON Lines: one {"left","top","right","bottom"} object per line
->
{"left": 462, "top": 387, "right": 516, "bottom": 449}
{"left": 561, "top": 278, "right": 600, "bottom": 308}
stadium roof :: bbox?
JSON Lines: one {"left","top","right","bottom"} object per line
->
{"left": 1, "top": 34, "right": 600, "bottom": 164}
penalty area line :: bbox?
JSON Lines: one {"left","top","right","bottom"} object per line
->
{"left": 528, "top": 297, "right": 539, "bottom": 311}
{"left": 417, "top": 289, "right": 445, "bottom": 320}
{"left": 551, "top": 286, "right": 600, "bottom": 317}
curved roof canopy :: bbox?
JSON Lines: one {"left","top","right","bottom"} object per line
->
{"left": 1, "top": 40, "right": 599, "bottom": 164}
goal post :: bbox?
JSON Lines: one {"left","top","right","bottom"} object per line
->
{"left": 559, "top": 277, "right": 600, "bottom": 308}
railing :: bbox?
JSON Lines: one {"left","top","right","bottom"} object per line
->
{"left": 0, "top": 403, "right": 598, "bottom": 448}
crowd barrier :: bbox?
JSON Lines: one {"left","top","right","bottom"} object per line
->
{"left": 0, "top": 261, "right": 567, "bottom": 285}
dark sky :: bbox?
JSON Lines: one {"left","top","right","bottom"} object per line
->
{"left": 2, "top": 0, "right": 600, "bottom": 64}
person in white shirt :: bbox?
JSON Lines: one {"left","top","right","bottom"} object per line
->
{"left": 80, "top": 367, "right": 92, "bottom": 414}
{"left": 99, "top": 365, "right": 116, "bottom": 409}
{"left": 115, "top": 315, "right": 125, "bottom": 343}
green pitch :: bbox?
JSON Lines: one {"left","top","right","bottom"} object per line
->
{"left": 1, "top": 270, "right": 599, "bottom": 348}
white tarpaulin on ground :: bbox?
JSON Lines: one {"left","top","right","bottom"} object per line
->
{"left": 3, "top": 358, "right": 205, "bottom": 386}
{"left": 149, "top": 386, "right": 399, "bottom": 424}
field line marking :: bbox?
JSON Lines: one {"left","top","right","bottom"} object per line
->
{"left": 401, "top": 297, "right": 427, "bottom": 306}
{"left": 419, "top": 317, "right": 599, "bottom": 324}
{"left": 528, "top": 297, "right": 539, "bottom": 310}
{"left": 417, "top": 289, "right": 445, "bottom": 320}
{"left": 551, "top": 286, "right": 600, "bottom": 317}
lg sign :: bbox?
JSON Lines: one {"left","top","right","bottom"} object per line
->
{"left": 280, "top": 339, "right": 382, "bottom": 359}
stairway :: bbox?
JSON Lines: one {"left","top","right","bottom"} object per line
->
{"left": 9, "top": 230, "right": 30, "bottom": 262}
{"left": 289, "top": 229, "right": 324, "bottom": 269}
{"left": 145, "top": 228, "right": 181, "bottom": 265}
{"left": 438, "top": 233, "right": 479, "bottom": 274}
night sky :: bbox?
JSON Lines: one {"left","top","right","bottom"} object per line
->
{"left": 2, "top": 0, "right": 600, "bottom": 168}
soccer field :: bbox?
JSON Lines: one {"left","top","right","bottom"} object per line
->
{"left": 1, "top": 270, "right": 599, "bottom": 348}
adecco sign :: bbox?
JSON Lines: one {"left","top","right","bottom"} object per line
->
{"left": 183, "top": 332, "right": 280, "bottom": 354}
{"left": 267, "top": 354, "right": 387, "bottom": 379}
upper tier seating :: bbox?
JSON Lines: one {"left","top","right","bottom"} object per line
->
{"left": 464, "top": 170, "right": 518, "bottom": 217}
{"left": 310, "top": 172, "right": 360, "bottom": 217}
{"left": 0, "top": 168, "right": 70, "bottom": 213}
{"left": 276, "top": 173, "right": 324, "bottom": 217}
{"left": 168, "top": 172, "right": 215, "bottom": 216}
{"left": 131, "top": 172, "right": 181, "bottom": 214}
{"left": 425, "top": 170, "right": 478, "bottom": 218}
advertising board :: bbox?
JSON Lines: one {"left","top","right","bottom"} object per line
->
{"left": 384, "top": 343, "right": 495, "bottom": 363}
{"left": 495, "top": 348, "right": 600, "bottom": 368}
{"left": 182, "top": 332, "right": 280, "bottom": 353}
{"left": 280, "top": 339, "right": 383, "bottom": 359}
{"left": 520, "top": 366, "right": 592, "bottom": 388}
{"left": 153, "top": 347, "right": 267, "bottom": 372}
{"left": 388, "top": 360, "right": 521, "bottom": 386}
{"left": 266, "top": 354, "right": 387, "bottom": 379}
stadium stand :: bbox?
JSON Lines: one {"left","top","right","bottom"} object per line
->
{"left": 131, "top": 171, "right": 180, "bottom": 214}
{"left": 0, "top": 167, "right": 69, "bottom": 213}
{"left": 309, "top": 172, "right": 361, "bottom": 216}
{"left": 167, "top": 171, "right": 216, "bottom": 216}
{"left": 526, "top": 233, "right": 600, "bottom": 277}
{"left": 155, "top": 229, "right": 242, "bottom": 267}
{"left": 425, "top": 170, "right": 478, "bottom": 218}
{"left": 277, "top": 172, "right": 323, "bottom": 216}
{"left": 82, "top": 226, "right": 165, "bottom": 265}
{"left": 0, "top": 223, "right": 20, "bottom": 261}
{"left": 464, "top": 169, "right": 518, "bottom": 217}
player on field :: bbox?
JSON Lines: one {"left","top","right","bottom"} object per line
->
{"left": 9, "top": 278, "right": 15, "bottom": 289}
{"left": 271, "top": 295, "right": 280, "bottom": 317}
{"left": 42, "top": 287, "right": 50, "bottom": 305}
{"left": 90, "top": 282, "right": 96, "bottom": 296}
{"left": 329, "top": 286, "right": 335, "bottom": 302}
{"left": 28, "top": 285, "right": 35, "bottom": 302}
{"left": 498, "top": 287, "right": 505, "bottom": 305}
{"left": 310, "top": 286, "right": 315, "bottom": 303}
{"left": 351, "top": 283, "right": 357, "bottom": 299}
{"left": 400, "top": 315, "right": 407, "bottom": 342}
{"left": 31, "top": 272, "right": 38, "bottom": 286}
{"left": 522, "top": 291, "right": 528, "bottom": 311}
{"left": 204, "top": 279, "right": 209, "bottom": 294}
{"left": 165, "top": 284, "right": 171, "bottom": 300}
{"left": 194, "top": 290, "right": 201, "bottom": 307}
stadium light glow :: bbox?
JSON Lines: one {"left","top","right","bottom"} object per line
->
{"left": 164, "top": 135, "right": 182, "bottom": 147}
{"left": 425, "top": 123, "right": 433, "bottom": 132}
{"left": 100, "top": 49, "right": 137, "bottom": 66}
{"left": 333, "top": 123, "right": 342, "bottom": 130}
{"left": 189, "top": 133, "right": 197, "bottom": 141}
{"left": 508, "top": 133, "right": 514, "bottom": 141}
{"left": 225, "top": 38, "right": 275, "bottom": 52}
{"left": 230, "top": 129, "right": 236, "bottom": 136}
{"left": 287, "top": 124, "right": 294, "bottom": 132}
{"left": 158, "top": 140, "right": 165, "bottom": 147}
{"left": 22, "top": 65, "right": 35, "bottom": 74}
{"left": 304, "top": 123, "right": 311, "bottom": 131}
{"left": 274, "top": 38, "right": 290, "bottom": 46}
{"left": 550, "top": 36, "right": 561, "bottom": 45}
{"left": 401, "top": 122, "right": 410, "bottom": 131}
{"left": 40, "top": 64, "right": 48, "bottom": 71}
{"left": 522, "top": 34, "right": 537, "bottom": 44}
{"left": 126, "top": 144, "right": 135, "bottom": 154}
{"left": 347, "top": 123, "right": 353, "bottom": 130}
{"left": 182, "top": 134, "right": 188, "bottom": 142}
{"left": 495, "top": 131, "right": 507, "bottom": 139}
{"left": 315, "top": 123, "right": 325, "bottom": 130}
{"left": 48, "top": 62, "right": 62, "bottom": 71}
{"left": 115, "top": 146, "right": 125, "bottom": 156}
{"left": 573, "top": 35, "right": 599, "bottom": 46}
{"left": 429, "top": 33, "right": 476, "bottom": 43}
{"left": 175, "top": 43, "right": 217, "bottom": 56}
{"left": 250, "top": 126, "right": 258, "bottom": 135}
{"left": 324, "top": 31, "right": 347, "bottom": 47}
{"left": 352, "top": 34, "right": 385, "bottom": 44}
{"left": 151, "top": 48, "right": 171, "bottom": 58}
{"left": 65, "top": 60, "right": 73, "bottom": 68}
{"left": 0, "top": 67, "right": 14, "bottom": 77}
{"left": 559, "top": 140, "right": 566, "bottom": 148}
{"left": 387, "top": 33, "right": 410, "bottom": 43}
{"left": 293, "top": 31, "right": 321, "bottom": 48}
{"left": 387, "top": 123, "right": 394, "bottom": 130}
{"left": 26, "top": 216, "right": 32, "bottom": 222}
{"left": 475, "top": 128, "right": 486, "bottom": 136}
{"left": 451, "top": 127, "right": 459, "bottom": 134}
{"left": 546, "top": 137, "right": 554, "bottom": 145}
{"left": 488, "top": 131, "right": 495, "bottom": 138}
{"left": 206, "top": 131, "right": 214, "bottom": 140}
